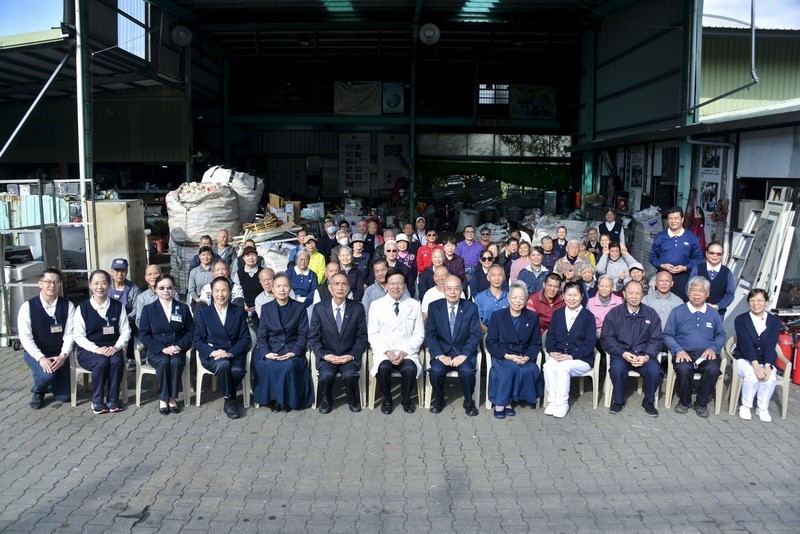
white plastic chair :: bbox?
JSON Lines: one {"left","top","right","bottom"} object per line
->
{"left": 483, "top": 333, "right": 543, "bottom": 410}
{"left": 367, "top": 349, "right": 425, "bottom": 409}
{"left": 725, "top": 337, "right": 791, "bottom": 419}
{"left": 664, "top": 350, "right": 727, "bottom": 414}
{"left": 309, "top": 348, "right": 368, "bottom": 409}
{"left": 541, "top": 342, "right": 602, "bottom": 410}
{"left": 69, "top": 347, "right": 129, "bottom": 407}
{"left": 195, "top": 330, "right": 253, "bottom": 408}
{"left": 133, "top": 339, "right": 192, "bottom": 407}
{"left": 423, "top": 345, "right": 482, "bottom": 409}
{"left": 603, "top": 353, "right": 662, "bottom": 409}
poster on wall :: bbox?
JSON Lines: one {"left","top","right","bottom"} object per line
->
{"left": 700, "top": 145, "right": 722, "bottom": 181}
{"left": 628, "top": 146, "right": 645, "bottom": 188}
{"left": 700, "top": 181, "right": 719, "bottom": 211}
{"left": 334, "top": 82, "right": 381, "bottom": 115}
{"left": 377, "top": 134, "right": 408, "bottom": 196}
{"left": 509, "top": 85, "right": 557, "bottom": 119}
{"left": 339, "top": 133, "right": 371, "bottom": 195}
{"left": 382, "top": 82, "right": 405, "bottom": 114}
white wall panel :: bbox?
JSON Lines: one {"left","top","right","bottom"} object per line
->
{"left": 738, "top": 126, "right": 800, "bottom": 178}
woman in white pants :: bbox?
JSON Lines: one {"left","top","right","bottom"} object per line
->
{"left": 543, "top": 282, "right": 597, "bottom": 418}
{"left": 732, "top": 288, "right": 781, "bottom": 422}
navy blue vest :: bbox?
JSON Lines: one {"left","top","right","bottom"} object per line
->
{"left": 696, "top": 263, "right": 729, "bottom": 312}
{"left": 28, "top": 296, "right": 69, "bottom": 356}
{"left": 78, "top": 298, "right": 122, "bottom": 349}
{"left": 237, "top": 267, "right": 263, "bottom": 306}
{"left": 599, "top": 221, "right": 623, "bottom": 244}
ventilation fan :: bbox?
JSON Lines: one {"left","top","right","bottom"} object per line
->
{"left": 170, "top": 25, "right": 193, "bottom": 47}
{"left": 419, "top": 23, "right": 440, "bottom": 45}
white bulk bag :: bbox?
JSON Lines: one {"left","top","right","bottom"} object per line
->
{"left": 166, "top": 182, "right": 240, "bottom": 244}
{"left": 202, "top": 166, "right": 265, "bottom": 224}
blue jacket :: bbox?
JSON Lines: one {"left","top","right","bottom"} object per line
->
{"left": 600, "top": 303, "right": 663, "bottom": 360}
{"left": 648, "top": 229, "right": 703, "bottom": 272}
{"left": 663, "top": 303, "right": 726, "bottom": 355}
{"left": 192, "top": 304, "right": 251, "bottom": 362}
{"left": 257, "top": 299, "right": 308, "bottom": 357}
{"left": 545, "top": 307, "right": 596, "bottom": 366}
{"left": 486, "top": 308, "right": 542, "bottom": 361}
{"left": 308, "top": 298, "right": 368, "bottom": 366}
{"left": 139, "top": 299, "right": 195, "bottom": 357}
{"left": 733, "top": 311, "right": 781, "bottom": 366}
{"left": 425, "top": 299, "right": 482, "bottom": 367}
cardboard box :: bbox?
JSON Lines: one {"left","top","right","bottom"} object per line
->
{"left": 268, "top": 193, "right": 302, "bottom": 223}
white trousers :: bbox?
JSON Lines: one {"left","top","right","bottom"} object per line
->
{"left": 543, "top": 358, "right": 591, "bottom": 407}
{"left": 737, "top": 359, "right": 777, "bottom": 410}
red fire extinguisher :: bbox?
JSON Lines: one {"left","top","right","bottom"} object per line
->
{"left": 777, "top": 331, "right": 792, "bottom": 372}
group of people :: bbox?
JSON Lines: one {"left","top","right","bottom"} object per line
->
{"left": 20, "top": 206, "right": 782, "bottom": 423}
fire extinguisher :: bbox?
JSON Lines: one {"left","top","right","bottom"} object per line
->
{"left": 777, "top": 331, "right": 792, "bottom": 372}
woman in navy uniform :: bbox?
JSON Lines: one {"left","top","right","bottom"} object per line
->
{"left": 254, "top": 272, "right": 314, "bottom": 412}
{"left": 486, "top": 281, "right": 543, "bottom": 419}
{"left": 74, "top": 270, "right": 131, "bottom": 414}
{"left": 138, "top": 274, "right": 195, "bottom": 415}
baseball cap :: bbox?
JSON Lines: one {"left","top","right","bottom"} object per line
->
{"left": 242, "top": 246, "right": 258, "bottom": 256}
{"left": 111, "top": 258, "right": 128, "bottom": 270}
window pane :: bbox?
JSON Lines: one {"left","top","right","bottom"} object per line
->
{"left": 118, "top": 0, "right": 146, "bottom": 59}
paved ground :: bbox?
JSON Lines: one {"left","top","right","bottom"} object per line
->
{"left": 1, "top": 346, "right": 798, "bottom": 533}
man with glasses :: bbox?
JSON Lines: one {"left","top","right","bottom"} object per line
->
{"left": 425, "top": 276, "right": 482, "bottom": 416}
{"left": 368, "top": 269, "right": 425, "bottom": 414}
{"left": 688, "top": 241, "right": 734, "bottom": 319}
{"left": 416, "top": 229, "right": 443, "bottom": 274}
{"left": 19, "top": 268, "right": 75, "bottom": 409}
{"left": 362, "top": 259, "right": 409, "bottom": 320}
{"left": 367, "top": 239, "right": 414, "bottom": 291}
{"left": 526, "top": 273, "right": 566, "bottom": 335}
{"left": 456, "top": 225, "right": 483, "bottom": 280}
{"left": 478, "top": 227, "right": 492, "bottom": 249}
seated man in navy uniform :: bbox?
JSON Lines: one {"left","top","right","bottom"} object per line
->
{"left": 18, "top": 268, "right": 75, "bottom": 409}
{"left": 308, "top": 272, "right": 369, "bottom": 414}
{"left": 425, "top": 276, "right": 482, "bottom": 416}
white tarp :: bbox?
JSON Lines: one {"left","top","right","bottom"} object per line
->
{"left": 202, "top": 166, "right": 265, "bottom": 224}
{"left": 166, "top": 182, "right": 240, "bottom": 244}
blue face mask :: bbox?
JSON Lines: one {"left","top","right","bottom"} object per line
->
{"left": 338, "top": 238, "right": 349, "bottom": 246}
{"left": 326, "top": 226, "right": 336, "bottom": 235}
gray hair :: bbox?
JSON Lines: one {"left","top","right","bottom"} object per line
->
{"left": 687, "top": 275, "right": 711, "bottom": 293}
{"left": 567, "top": 238, "right": 581, "bottom": 247}
{"left": 336, "top": 230, "right": 349, "bottom": 239}
{"left": 295, "top": 249, "right": 310, "bottom": 260}
{"left": 337, "top": 245, "right": 353, "bottom": 256}
{"left": 596, "top": 274, "right": 614, "bottom": 285}
{"left": 508, "top": 280, "right": 528, "bottom": 297}
{"left": 579, "top": 263, "right": 595, "bottom": 275}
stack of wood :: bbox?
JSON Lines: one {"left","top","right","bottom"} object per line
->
{"left": 243, "top": 213, "right": 282, "bottom": 232}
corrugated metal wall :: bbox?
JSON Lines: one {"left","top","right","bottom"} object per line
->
{"left": 583, "top": 0, "right": 687, "bottom": 140}
{"left": 0, "top": 86, "right": 187, "bottom": 163}
{"left": 250, "top": 131, "right": 339, "bottom": 196}
{"left": 700, "top": 32, "right": 800, "bottom": 117}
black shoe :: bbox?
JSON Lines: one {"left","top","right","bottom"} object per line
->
{"left": 319, "top": 401, "right": 332, "bottom": 415}
{"left": 674, "top": 403, "right": 690, "bottom": 415}
{"left": 381, "top": 401, "right": 393, "bottom": 415}
{"left": 641, "top": 400, "right": 659, "bottom": 418}
{"left": 693, "top": 403, "right": 710, "bottom": 418}
{"left": 465, "top": 405, "right": 479, "bottom": 417}
{"left": 270, "top": 403, "right": 282, "bottom": 413}
{"left": 223, "top": 397, "right": 240, "bottom": 419}
{"left": 169, "top": 405, "right": 181, "bottom": 414}
{"left": 159, "top": 406, "right": 170, "bottom": 415}
{"left": 282, "top": 405, "right": 292, "bottom": 413}
{"left": 402, "top": 403, "right": 416, "bottom": 414}
{"left": 608, "top": 402, "right": 624, "bottom": 415}
{"left": 30, "top": 392, "right": 44, "bottom": 410}
{"left": 349, "top": 403, "right": 362, "bottom": 413}
{"left": 429, "top": 403, "right": 442, "bottom": 414}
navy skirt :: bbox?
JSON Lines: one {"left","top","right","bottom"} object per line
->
{"left": 253, "top": 355, "right": 314, "bottom": 409}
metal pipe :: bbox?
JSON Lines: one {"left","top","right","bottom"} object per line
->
{"left": 750, "top": 0, "right": 759, "bottom": 83}
{"left": 0, "top": 46, "right": 75, "bottom": 160}
{"left": 686, "top": 136, "right": 736, "bottom": 148}
{"left": 688, "top": 0, "right": 700, "bottom": 123}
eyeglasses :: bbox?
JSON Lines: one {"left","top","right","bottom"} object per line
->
{"left": 157, "top": 286, "right": 174, "bottom": 291}
{"left": 480, "top": 256, "right": 493, "bottom": 261}
{"left": 707, "top": 251, "right": 723, "bottom": 256}
{"left": 41, "top": 280, "right": 61, "bottom": 286}
{"left": 427, "top": 233, "right": 437, "bottom": 236}
{"left": 481, "top": 232, "right": 490, "bottom": 236}
{"left": 385, "top": 249, "right": 398, "bottom": 252}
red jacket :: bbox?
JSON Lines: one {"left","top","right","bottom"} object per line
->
{"left": 526, "top": 289, "right": 565, "bottom": 335}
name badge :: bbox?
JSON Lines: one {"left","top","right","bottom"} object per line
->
{"left": 102, "top": 326, "right": 115, "bottom": 335}
{"left": 171, "top": 314, "right": 183, "bottom": 322}
{"left": 50, "top": 324, "right": 63, "bottom": 334}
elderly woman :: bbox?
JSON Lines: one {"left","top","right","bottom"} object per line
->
{"left": 253, "top": 272, "right": 314, "bottom": 412}
{"left": 287, "top": 249, "right": 319, "bottom": 307}
{"left": 543, "top": 281, "right": 597, "bottom": 418}
{"left": 578, "top": 264, "right": 598, "bottom": 304}
{"left": 193, "top": 276, "right": 251, "bottom": 419}
{"left": 486, "top": 281, "right": 543, "bottom": 419}
{"left": 554, "top": 239, "right": 590, "bottom": 282}
{"left": 395, "top": 233, "right": 417, "bottom": 271}
{"left": 364, "top": 220, "right": 383, "bottom": 254}
{"left": 138, "top": 274, "right": 194, "bottom": 414}
{"left": 508, "top": 241, "right": 532, "bottom": 282}
{"left": 329, "top": 229, "right": 351, "bottom": 262}
{"left": 586, "top": 275, "right": 622, "bottom": 334}
{"left": 350, "top": 233, "right": 370, "bottom": 276}
{"left": 417, "top": 248, "right": 447, "bottom": 299}
{"left": 517, "top": 246, "right": 549, "bottom": 297}
{"left": 338, "top": 245, "right": 365, "bottom": 301}
{"left": 442, "top": 237, "right": 466, "bottom": 282}
{"left": 469, "top": 249, "right": 497, "bottom": 296}
{"left": 74, "top": 270, "right": 131, "bottom": 414}
{"left": 733, "top": 288, "right": 782, "bottom": 422}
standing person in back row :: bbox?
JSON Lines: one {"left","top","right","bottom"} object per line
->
{"left": 688, "top": 241, "right": 735, "bottom": 319}
{"left": 648, "top": 206, "right": 703, "bottom": 301}
{"left": 598, "top": 208, "right": 625, "bottom": 246}
{"left": 108, "top": 258, "right": 140, "bottom": 372}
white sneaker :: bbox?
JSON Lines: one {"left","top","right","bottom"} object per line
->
{"left": 757, "top": 409, "right": 772, "bottom": 422}
{"left": 738, "top": 406, "right": 752, "bottom": 420}
{"left": 544, "top": 402, "right": 556, "bottom": 416}
{"left": 552, "top": 404, "right": 569, "bottom": 418}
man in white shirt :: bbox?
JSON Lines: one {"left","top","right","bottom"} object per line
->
{"left": 368, "top": 269, "right": 425, "bottom": 414}
{"left": 362, "top": 259, "right": 408, "bottom": 320}
{"left": 421, "top": 265, "right": 450, "bottom": 321}
{"left": 198, "top": 260, "right": 245, "bottom": 308}
{"left": 18, "top": 268, "right": 75, "bottom": 409}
